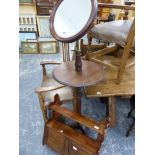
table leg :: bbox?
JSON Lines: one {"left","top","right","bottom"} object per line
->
{"left": 72, "top": 87, "right": 85, "bottom": 134}
{"left": 106, "top": 96, "right": 116, "bottom": 127}
{"left": 73, "top": 87, "right": 82, "bottom": 114}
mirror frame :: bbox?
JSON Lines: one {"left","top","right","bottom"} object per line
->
{"left": 50, "top": 0, "right": 98, "bottom": 43}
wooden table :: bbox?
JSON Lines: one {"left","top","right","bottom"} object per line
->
{"left": 52, "top": 60, "right": 104, "bottom": 114}
{"left": 85, "top": 65, "right": 135, "bottom": 126}
{"left": 53, "top": 60, "right": 103, "bottom": 87}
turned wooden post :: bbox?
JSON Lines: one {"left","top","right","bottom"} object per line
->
{"left": 123, "top": 10, "right": 129, "bottom": 20}
{"left": 87, "top": 32, "right": 93, "bottom": 46}
{"left": 75, "top": 50, "right": 82, "bottom": 72}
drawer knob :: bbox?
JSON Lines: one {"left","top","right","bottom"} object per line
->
{"left": 94, "top": 125, "right": 99, "bottom": 130}
{"left": 97, "top": 91, "right": 101, "bottom": 95}
{"left": 73, "top": 146, "right": 78, "bottom": 151}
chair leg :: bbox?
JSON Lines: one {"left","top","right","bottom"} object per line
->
{"left": 126, "top": 118, "right": 135, "bottom": 137}
{"left": 128, "top": 108, "right": 134, "bottom": 118}
{"left": 126, "top": 95, "right": 135, "bottom": 137}
{"left": 116, "top": 19, "right": 135, "bottom": 84}
{"left": 116, "top": 47, "right": 131, "bottom": 84}
{"left": 87, "top": 32, "right": 93, "bottom": 46}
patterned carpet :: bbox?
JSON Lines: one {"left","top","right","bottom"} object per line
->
{"left": 19, "top": 53, "right": 135, "bottom": 155}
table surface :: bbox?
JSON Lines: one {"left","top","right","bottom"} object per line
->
{"left": 52, "top": 60, "right": 104, "bottom": 87}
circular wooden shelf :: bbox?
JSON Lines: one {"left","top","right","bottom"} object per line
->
{"left": 52, "top": 60, "right": 104, "bottom": 87}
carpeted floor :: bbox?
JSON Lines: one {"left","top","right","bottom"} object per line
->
{"left": 19, "top": 53, "right": 135, "bottom": 155}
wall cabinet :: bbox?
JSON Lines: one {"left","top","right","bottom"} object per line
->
{"left": 44, "top": 120, "right": 101, "bottom": 155}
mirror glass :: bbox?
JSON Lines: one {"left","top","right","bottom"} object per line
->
{"left": 50, "top": 0, "right": 97, "bottom": 42}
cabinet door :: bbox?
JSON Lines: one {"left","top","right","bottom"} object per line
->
{"left": 45, "top": 126, "right": 66, "bottom": 153}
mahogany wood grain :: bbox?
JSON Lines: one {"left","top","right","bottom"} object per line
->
{"left": 52, "top": 60, "right": 104, "bottom": 87}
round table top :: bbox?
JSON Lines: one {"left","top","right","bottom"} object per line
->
{"left": 52, "top": 60, "right": 104, "bottom": 87}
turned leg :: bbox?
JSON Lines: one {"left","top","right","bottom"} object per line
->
{"left": 87, "top": 32, "right": 93, "bottom": 46}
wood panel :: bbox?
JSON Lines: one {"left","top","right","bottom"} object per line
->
{"left": 45, "top": 120, "right": 101, "bottom": 155}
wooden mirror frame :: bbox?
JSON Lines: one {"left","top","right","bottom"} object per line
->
{"left": 50, "top": 0, "right": 98, "bottom": 43}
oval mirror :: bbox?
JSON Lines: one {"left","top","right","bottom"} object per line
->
{"left": 50, "top": 0, "right": 98, "bottom": 43}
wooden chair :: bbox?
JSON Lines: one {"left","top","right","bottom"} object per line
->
{"left": 83, "top": 3, "right": 135, "bottom": 84}
{"left": 35, "top": 43, "right": 74, "bottom": 123}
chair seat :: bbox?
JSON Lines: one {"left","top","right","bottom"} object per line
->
{"left": 90, "top": 20, "right": 134, "bottom": 46}
{"left": 41, "top": 73, "right": 74, "bottom": 105}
